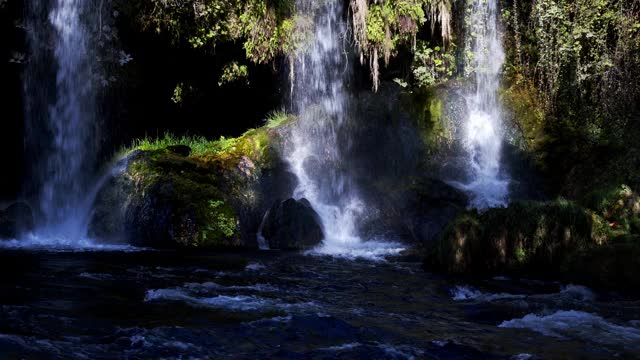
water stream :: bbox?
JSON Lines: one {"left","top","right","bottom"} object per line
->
{"left": 456, "top": 0, "right": 510, "bottom": 209}
{"left": 23, "top": 0, "right": 101, "bottom": 245}
{"left": 287, "top": 0, "right": 403, "bottom": 259}
{"left": 1, "top": 250, "right": 638, "bottom": 359}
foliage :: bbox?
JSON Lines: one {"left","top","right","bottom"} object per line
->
{"left": 218, "top": 62, "right": 249, "bottom": 87}
{"left": 124, "top": 0, "right": 302, "bottom": 64}
{"left": 264, "top": 109, "right": 292, "bottom": 129}
{"left": 122, "top": 133, "right": 239, "bottom": 158}
{"left": 427, "top": 198, "right": 640, "bottom": 293}
{"left": 501, "top": 0, "right": 640, "bottom": 196}
{"left": 411, "top": 40, "right": 457, "bottom": 87}
{"left": 581, "top": 184, "right": 640, "bottom": 235}
{"left": 350, "top": 0, "right": 454, "bottom": 90}
{"left": 202, "top": 199, "right": 237, "bottom": 242}
{"left": 426, "top": 199, "right": 626, "bottom": 286}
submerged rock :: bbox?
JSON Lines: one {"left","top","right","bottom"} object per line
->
{"left": 262, "top": 198, "right": 324, "bottom": 250}
{"left": 0, "top": 202, "right": 34, "bottom": 239}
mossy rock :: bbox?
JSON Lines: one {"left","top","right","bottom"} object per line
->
{"left": 400, "top": 82, "right": 465, "bottom": 153}
{"left": 581, "top": 184, "right": 640, "bottom": 235}
{"left": 424, "top": 199, "right": 633, "bottom": 291}
{"left": 90, "top": 125, "right": 292, "bottom": 249}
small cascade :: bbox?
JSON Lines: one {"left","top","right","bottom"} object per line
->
{"left": 287, "top": 0, "right": 403, "bottom": 258}
{"left": 23, "top": 0, "right": 104, "bottom": 245}
{"left": 456, "top": 0, "right": 510, "bottom": 209}
{"left": 256, "top": 210, "right": 270, "bottom": 251}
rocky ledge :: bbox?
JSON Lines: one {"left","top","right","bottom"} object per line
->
{"left": 424, "top": 185, "right": 640, "bottom": 294}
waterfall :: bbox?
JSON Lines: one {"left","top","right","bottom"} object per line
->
{"left": 23, "top": 0, "right": 100, "bottom": 244}
{"left": 457, "top": 0, "right": 510, "bottom": 209}
{"left": 287, "top": 0, "right": 403, "bottom": 259}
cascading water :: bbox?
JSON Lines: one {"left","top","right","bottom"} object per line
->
{"left": 22, "top": 0, "right": 103, "bottom": 245}
{"left": 287, "top": 0, "right": 403, "bottom": 259}
{"left": 457, "top": 0, "right": 510, "bottom": 209}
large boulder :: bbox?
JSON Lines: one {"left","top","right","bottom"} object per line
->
{"left": 89, "top": 127, "right": 293, "bottom": 249}
{"left": 0, "top": 202, "right": 34, "bottom": 239}
{"left": 261, "top": 198, "right": 324, "bottom": 250}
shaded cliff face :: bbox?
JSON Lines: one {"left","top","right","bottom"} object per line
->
{"left": 0, "top": 1, "right": 26, "bottom": 201}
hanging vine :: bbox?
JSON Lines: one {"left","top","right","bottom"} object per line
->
{"left": 349, "top": 0, "right": 453, "bottom": 91}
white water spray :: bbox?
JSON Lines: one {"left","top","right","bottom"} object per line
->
{"left": 457, "top": 0, "right": 510, "bottom": 209}
{"left": 287, "top": 0, "right": 403, "bottom": 259}
{"left": 23, "top": 0, "right": 105, "bottom": 246}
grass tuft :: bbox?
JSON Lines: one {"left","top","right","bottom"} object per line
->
{"left": 264, "top": 109, "right": 290, "bottom": 129}
{"left": 119, "top": 133, "right": 239, "bottom": 158}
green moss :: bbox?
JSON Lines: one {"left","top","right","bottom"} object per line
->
{"left": 198, "top": 199, "right": 238, "bottom": 247}
{"left": 124, "top": 150, "right": 241, "bottom": 248}
{"left": 114, "top": 113, "right": 293, "bottom": 248}
{"left": 401, "top": 85, "right": 454, "bottom": 152}
{"left": 429, "top": 199, "right": 611, "bottom": 276}
{"left": 500, "top": 81, "right": 545, "bottom": 151}
{"left": 581, "top": 184, "right": 640, "bottom": 234}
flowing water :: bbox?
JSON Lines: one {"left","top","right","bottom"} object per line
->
{"left": 287, "top": 0, "right": 403, "bottom": 258}
{"left": 0, "top": 249, "right": 639, "bottom": 359}
{"left": 23, "top": 0, "right": 100, "bottom": 244}
{"left": 456, "top": 0, "right": 510, "bottom": 209}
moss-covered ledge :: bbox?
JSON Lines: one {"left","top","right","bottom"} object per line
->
{"left": 89, "top": 114, "right": 296, "bottom": 249}
{"left": 424, "top": 196, "right": 640, "bottom": 294}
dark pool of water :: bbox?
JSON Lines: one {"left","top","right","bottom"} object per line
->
{"left": 0, "top": 249, "right": 639, "bottom": 359}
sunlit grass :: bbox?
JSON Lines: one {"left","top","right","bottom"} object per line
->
{"left": 264, "top": 109, "right": 291, "bottom": 129}
{"left": 119, "top": 133, "right": 239, "bottom": 158}
{"left": 118, "top": 109, "right": 293, "bottom": 159}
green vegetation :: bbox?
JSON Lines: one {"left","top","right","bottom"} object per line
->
{"left": 501, "top": 0, "right": 640, "bottom": 196}
{"left": 411, "top": 41, "right": 457, "bottom": 87}
{"left": 264, "top": 109, "right": 292, "bottom": 129}
{"left": 123, "top": 134, "right": 233, "bottom": 157}
{"left": 426, "top": 187, "right": 640, "bottom": 292}
{"left": 350, "top": 0, "right": 454, "bottom": 90}
{"left": 218, "top": 62, "right": 249, "bottom": 87}
{"left": 125, "top": 152, "right": 241, "bottom": 248}
{"left": 429, "top": 199, "right": 609, "bottom": 274}
{"left": 110, "top": 113, "right": 292, "bottom": 248}
{"left": 125, "top": 0, "right": 301, "bottom": 63}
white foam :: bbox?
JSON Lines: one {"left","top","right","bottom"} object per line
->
{"left": 510, "top": 354, "right": 533, "bottom": 360}
{"left": 499, "top": 310, "right": 640, "bottom": 347}
{"left": 144, "top": 288, "right": 317, "bottom": 312}
{"left": 558, "top": 284, "right": 596, "bottom": 302}
{"left": 183, "top": 282, "right": 279, "bottom": 293}
{"left": 319, "top": 342, "right": 362, "bottom": 351}
{"left": 245, "top": 262, "right": 266, "bottom": 271}
{"left": 78, "top": 272, "right": 114, "bottom": 280}
{"left": 306, "top": 239, "right": 405, "bottom": 261}
{"left": 0, "top": 233, "right": 141, "bottom": 252}
{"left": 376, "top": 343, "right": 423, "bottom": 359}
{"left": 451, "top": 285, "right": 526, "bottom": 301}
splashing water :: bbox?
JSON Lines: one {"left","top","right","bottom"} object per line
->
{"left": 287, "top": 0, "right": 403, "bottom": 259}
{"left": 457, "top": 0, "right": 510, "bottom": 209}
{"left": 23, "top": 0, "right": 105, "bottom": 246}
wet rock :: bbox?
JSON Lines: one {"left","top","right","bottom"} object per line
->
{"left": 262, "top": 198, "right": 324, "bottom": 250}
{"left": 166, "top": 145, "right": 191, "bottom": 157}
{"left": 90, "top": 127, "right": 294, "bottom": 249}
{"left": 0, "top": 202, "right": 34, "bottom": 239}
{"left": 407, "top": 178, "right": 469, "bottom": 245}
